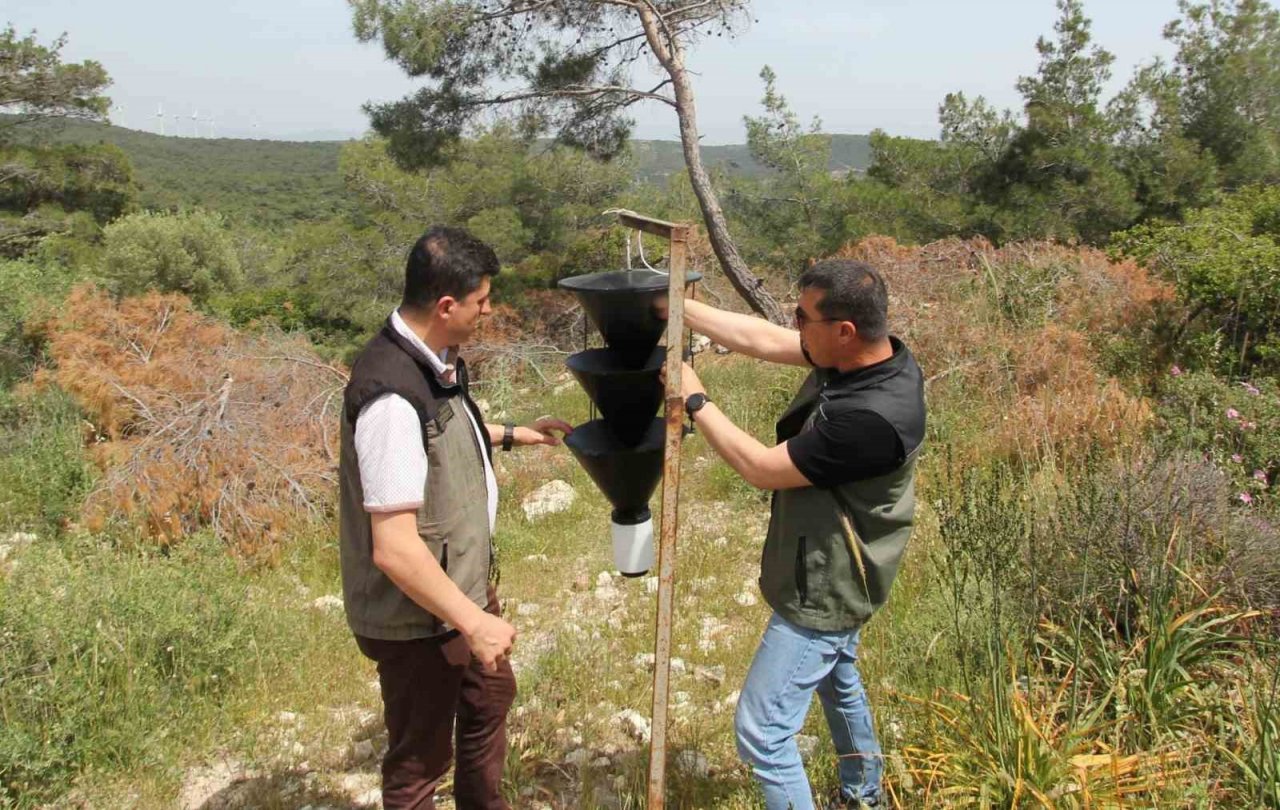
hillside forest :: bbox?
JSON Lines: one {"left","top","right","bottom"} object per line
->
{"left": 2, "top": 1, "right": 1280, "bottom": 807}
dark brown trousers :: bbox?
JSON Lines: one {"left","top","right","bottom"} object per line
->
{"left": 355, "top": 588, "right": 516, "bottom": 810}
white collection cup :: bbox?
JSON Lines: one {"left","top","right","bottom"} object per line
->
{"left": 611, "top": 517, "right": 654, "bottom": 577}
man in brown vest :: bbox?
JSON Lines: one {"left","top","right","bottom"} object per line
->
{"left": 338, "top": 226, "right": 572, "bottom": 809}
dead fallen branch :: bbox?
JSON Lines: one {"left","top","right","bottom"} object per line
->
{"left": 39, "top": 286, "right": 344, "bottom": 557}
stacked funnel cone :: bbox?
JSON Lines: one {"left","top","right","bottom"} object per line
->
{"left": 559, "top": 269, "right": 701, "bottom": 576}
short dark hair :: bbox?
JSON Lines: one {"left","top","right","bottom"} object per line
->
{"left": 402, "top": 225, "right": 500, "bottom": 311}
{"left": 798, "top": 259, "right": 889, "bottom": 341}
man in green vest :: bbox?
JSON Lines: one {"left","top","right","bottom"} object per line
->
{"left": 678, "top": 259, "right": 925, "bottom": 810}
{"left": 338, "top": 226, "right": 572, "bottom": 809}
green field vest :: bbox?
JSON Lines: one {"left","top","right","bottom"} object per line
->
{"left": 338, "top": 322, "right": 494, "bottom": 640}
{"left": 759, "top": 339, "right": 925, "bottom": 631}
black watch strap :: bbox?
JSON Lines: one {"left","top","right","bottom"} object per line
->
{"left": 501, "top": 422, "right": 515, "bottom": 451}
{"left": 685, "top": 393, "right": 710, "bottom": 420}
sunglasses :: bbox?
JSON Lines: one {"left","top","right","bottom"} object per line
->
{"left": 794, "top": 305, "right": 841, "bottom": 328}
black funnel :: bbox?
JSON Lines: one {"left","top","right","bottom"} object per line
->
{"left": 564, "top": 418, "right": 665, "bottom": 521}
{"left": 566, "top": 347, "right": 663, "bottom": 446}
{"left": 558, "top": 269, "right": 702, "bottom": 367}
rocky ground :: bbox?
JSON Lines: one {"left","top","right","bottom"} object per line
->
{"left": 164, "top": 477, "right": 776, "bottom": 810}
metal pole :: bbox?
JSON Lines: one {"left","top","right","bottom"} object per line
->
{"left": 647, "top": 226, "right": 689, "bottom": 809}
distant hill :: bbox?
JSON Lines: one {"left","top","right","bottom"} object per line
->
{"left": 7, "top": 119, "right": 874, "bottom": 224}
{"left": 7, "top": 118, "right": 353, "bottom": 226}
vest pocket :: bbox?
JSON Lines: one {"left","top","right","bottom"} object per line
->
{"left": 795, "top": 535, "right": 809, "bottom": 606}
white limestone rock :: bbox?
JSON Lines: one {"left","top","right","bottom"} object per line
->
{"left": 796, "top": 734, "right": 820, "bottom": 761}
{"left": 521, "top": 480, "right": 577, "bottom": 521}
{"left": 675, "top": 750, "right": 711, "bottom": 777}
{"left": 613, "top": 709, "right": 651, "bottom": 743}
{"left": 0, "top": 532, "right": 36, "bottom": 564}
{"left": 351, "top": 739, "right": 375, "bottom": 761}
{"left": 310, "top": 594, "right": 343, "bottom": 613}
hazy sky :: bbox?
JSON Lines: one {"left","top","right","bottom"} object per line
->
{"left": 6, "top": 0, "right": 1183, "bottom": 143}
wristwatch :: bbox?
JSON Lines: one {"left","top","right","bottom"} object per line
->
{"left": 501, "top": 422, "right": 515, "bottom": 451}
{"left": 685, "top": 392, "right": 711, "bottom": 421}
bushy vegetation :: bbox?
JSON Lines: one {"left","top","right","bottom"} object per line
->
{"left": 1115, "top": 184, "right": 1280, "bottom": 377}
{"left": 99, "top": 209, "right": 242, "bottom": 303}
{"left": 5, "top": 117, "right": 354, "bottom": 226}
{"left": 1156, "top": 370, "right": 1280, "bottom": 509}
{"left": 0, "top": 384, "right": 92, "bottom": 536}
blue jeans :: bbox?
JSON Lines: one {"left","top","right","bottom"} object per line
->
{"left": 734, "top": 612, "right": 883, "bottom": 810}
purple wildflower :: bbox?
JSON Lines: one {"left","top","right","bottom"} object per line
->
{"left": 1227, "top": 408, "right": 1241, "bottom": 420}
{"left": 1240, "top": 492, "right": 1254, "bottom": 505}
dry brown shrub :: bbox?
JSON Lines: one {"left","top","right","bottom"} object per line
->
{"left": 831, "top": 236, "right": 1169, "bottom": 464}
{"left": 38, "top": 285, "right": 345, "bottom": 557}
{"left": 477, "top": 291, "right": 577, "bottom": 350}
{"left": 467, "top": 291, "right": 580, "bottom": 385}
{"left": 1054, "top": 247, "right": 1173, "bottom": 334}
{"left": 999, "top": 324, "right": 1152, "bottom": 460}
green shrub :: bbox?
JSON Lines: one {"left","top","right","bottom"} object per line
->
{"left": 1155, "top": 370, "right": 1279, "bottom": 509}
{"left": 98, "top": 209, "right": 242, "bottom": 304}
{"left": 208, "top": 285, "right": 370, "bottom": 360}
{"left": 0, "top": 143, "right": 136, "bottom": 258}
{"left": 1115, "top": 186, "right": 1280, "bottom": 376}
{"left": 0, "top": 532, "right": 255, "bottom": 804}
{"left": 0, "top": 258, "right": 79, "bottom": 381}
{"left": 0, "top": 385, "right": 91, "bottom": 535}
{"left": 466, "top": 206, "right": 532, "bottom": 263}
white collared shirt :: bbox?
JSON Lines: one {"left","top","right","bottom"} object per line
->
{"left": 353, "top": 310, "right": 498, "bottom": 534}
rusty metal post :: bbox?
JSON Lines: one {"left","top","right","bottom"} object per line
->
{"left": 609, "top": 210, "right": 690, "bottom": 808}
{"left": 647, "top": 227, "right": 688, "bottom": 809}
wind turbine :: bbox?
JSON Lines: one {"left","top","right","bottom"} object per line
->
{"left": 191, "top": 108, "right": 200, "bottom": 138}
{"left": 207, "top": 115, "right": 217, "bottom": 139}
{"left": 173, "top": 113, "right": 182, "bottom": 137}
{"left": 156, "top": 103, "right": 165, "bottom": 136}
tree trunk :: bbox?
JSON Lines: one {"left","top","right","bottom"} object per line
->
{"left": 637, "top": 7, "right": 788, "bottom": 325}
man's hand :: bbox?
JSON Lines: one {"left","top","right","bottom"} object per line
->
{"left": 460, "top": 611, "right": 518, "bottom": 672}
{"left": 679, "top": 362, "right": 706, "bottom": 400}
{"left": 515, "top": 416, "right": 574, "bottom": 447}
{"left": 371, "top": 511, "right": 521, "bottom": 669}
{"left": 660, "top": 362, "right": 707, "bottom": 400}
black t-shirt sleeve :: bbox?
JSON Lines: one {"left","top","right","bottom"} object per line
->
{"left": 785, "top": 406, "right": 903, "bottom": 489}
